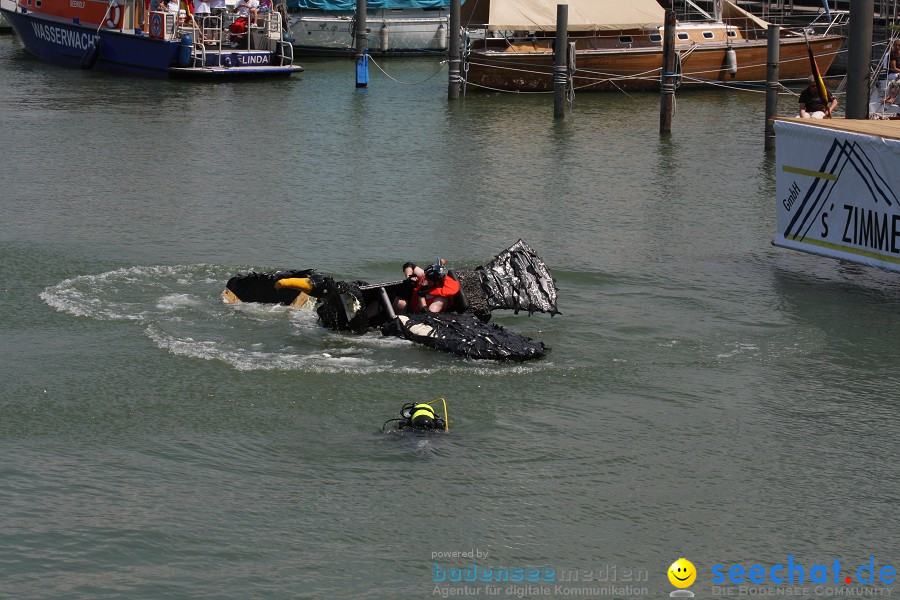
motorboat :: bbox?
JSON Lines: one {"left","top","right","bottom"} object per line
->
{"left": 0, "top": 0, "right": 301, "bottom": 77}
{"left": 288, "top": 0, "right": 450, "bottom": 56}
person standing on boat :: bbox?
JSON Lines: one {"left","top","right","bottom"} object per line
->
{"left": 209, "top": 0, "right": 227, "bottom": 26}
{"left": 192, "top": 0, "right": 211, "bottom": 31}
{"left": 798, "top": 76, "right": 837, "bottom": 119}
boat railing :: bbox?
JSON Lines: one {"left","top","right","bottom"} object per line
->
{"left": 259, "top": 10, "right": 284, "bottom": 41}
{"left": 274, "top": 38, "right": 293, "bottom": 64}
{"left": 198, "top": 13, "right": 223, "bottom": 48}
{"left": 221, "top": 9, "right": 284, "bottom": 48}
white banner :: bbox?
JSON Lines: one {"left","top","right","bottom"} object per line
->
{"left": 774, "top": 120, "right": 900, "bottom": 271}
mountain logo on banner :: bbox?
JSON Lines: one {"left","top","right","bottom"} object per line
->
{"left": 781, "top": 137, "right": 900, "bottom": 260}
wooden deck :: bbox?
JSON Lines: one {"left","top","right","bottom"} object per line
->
{"left": 773, "top": 116, "right": 900, "bottom": 141}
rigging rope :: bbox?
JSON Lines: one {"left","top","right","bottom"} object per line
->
{"left": 366, "top": 55, "right": 448, "bottom": 85}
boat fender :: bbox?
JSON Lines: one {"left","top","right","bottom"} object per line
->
{"left": 223, "top": 55, "right": 232, "bottom": 68}
{"left": 435, "top": 22, "right": 446, "bottom": 51}
{"left": 356, "top": 51, "right": 369, "bottom": 88}
{"left": 380, "top": 23, "right": 388, "bottom": 52}
{"left": 80, "top": 39, "right": 101, "bottom": 70}
{"left": 725, "top": 45, "right": 737, "bottom": 77}
{"left": 178, "top": 34, "right": 193, "bottom": 67}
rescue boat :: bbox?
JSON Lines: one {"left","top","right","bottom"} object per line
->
{"left": 0, "top": 0, "right": 301, "bottom": 77}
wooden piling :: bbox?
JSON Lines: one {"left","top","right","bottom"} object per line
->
{"left": 659, "top": 8, "right": 676, "bottom": 135}
{"left": 355, "top": 0, "right": 367, "bottom": 88}
{"left": 765, "top": 24, "right": 780, "bottom": 151}
{"left": 448, "top": 0, "right": 461, "bottom": 100}
{"left": 553, "top": 4, "right": 568, "bottom": 119}
{"left": 846, "top": 0, "right": 874, "bottom": 119}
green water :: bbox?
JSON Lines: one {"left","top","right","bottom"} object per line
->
{"left": 2, "top": 34, "right": 899, "bottom": 599}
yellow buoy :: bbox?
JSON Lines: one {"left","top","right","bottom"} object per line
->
{"left": 274, "top": 277, "right": 314, "bottom": 293}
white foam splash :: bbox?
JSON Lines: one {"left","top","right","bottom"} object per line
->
{"left": 40, "top": 264, "right": 561, "bottom": 375}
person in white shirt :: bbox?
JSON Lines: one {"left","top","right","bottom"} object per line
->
{"left": 233, "top": 0, "right": 259, "bottom": 26}
{"left": 192, "top": 0, "right": 210, "bottom": 29}
{"left": 209, "top": 0, "right": 226, "bottom": 23}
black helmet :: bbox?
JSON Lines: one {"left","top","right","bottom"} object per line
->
{"left": 424, "top": 259, "right": 446, "bottom": 282}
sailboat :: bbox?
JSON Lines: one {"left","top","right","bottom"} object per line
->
{"left": 287, "top": 0, "right": 451, "bottom": 55}
{"left": 460, "top": 0, "right": 844, "bottom": 92}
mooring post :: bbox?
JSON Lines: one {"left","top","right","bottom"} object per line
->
{"left": 846, "top": 0, "right": 874, "bottom": 118}
{"left": 355, "top": 0, "right": 368, "bottom": 88}
{"left": 659, "top": 8, "right": 676, "bottom": 135}
{"left": 553, "top": 4, "right": 569, "bottom": 119}
{"left": 765, "top": 24, "right": 780, "bottom": 151}
{"left": 448, "top": 0, "right": 461, "bottom": 100}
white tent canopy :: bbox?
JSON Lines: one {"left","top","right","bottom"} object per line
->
{"left": 461, "top": 0, "right": 666, "bottom": 31}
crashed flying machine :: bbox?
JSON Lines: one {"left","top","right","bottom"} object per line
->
{"left": 222, "top": 240, "right": 559, "bottom": 361}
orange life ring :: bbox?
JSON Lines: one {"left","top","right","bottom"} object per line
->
{"left": 105, "top": 2, "right": 122, "bottom": 29}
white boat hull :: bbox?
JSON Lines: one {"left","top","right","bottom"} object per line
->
{"left": 870, "top": 77, "right": 900, "bottom": 119}
{"left": 289, "top": 8, "right": 448, "bottom": 55}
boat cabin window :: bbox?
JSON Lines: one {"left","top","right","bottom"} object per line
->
{"left": 677, "top": 32, "right": 689, "bottom": 40}
{"left": 649, "top": 33, "right": 661, "bottom": 42}
{"left": 619, "top": 35, "right": 632, "bottom": 44}
{"left": 702, "top": 31, "right": 714, "bottom": 39}
{"left": 726, "top": 30, "right": 737, "bottom": 37}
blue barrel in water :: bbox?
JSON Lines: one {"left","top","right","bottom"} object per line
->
{"left": 178, "top": 34, "right": 193, "bottom": 67}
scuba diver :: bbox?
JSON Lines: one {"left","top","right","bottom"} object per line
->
{"left": 382, "top": 399, "right": 448, "bottom": 432}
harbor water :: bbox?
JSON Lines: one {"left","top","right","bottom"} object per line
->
{"left": 2, "top": 34, "right": 899, "bottom": 599}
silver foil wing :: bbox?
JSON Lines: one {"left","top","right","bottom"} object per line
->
{"left": 476, "top": 240, "right": 559, "bottom": 315}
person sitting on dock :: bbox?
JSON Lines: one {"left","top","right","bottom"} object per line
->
{"left": 798, "top": 76, "right": 837, "bottom": 119}
{"left": 411, "top": 260, "right": 460, "bottom": 314}
{"left": 233, "top": 0, "right": 259, "bottom": 27}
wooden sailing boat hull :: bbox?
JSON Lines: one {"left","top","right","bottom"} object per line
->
{"left": 464, "top": 35, "right": 844, "bottom": 92}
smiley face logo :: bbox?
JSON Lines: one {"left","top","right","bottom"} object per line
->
{"left": 668, "top": 558, "right": 696, "bottom": 588}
